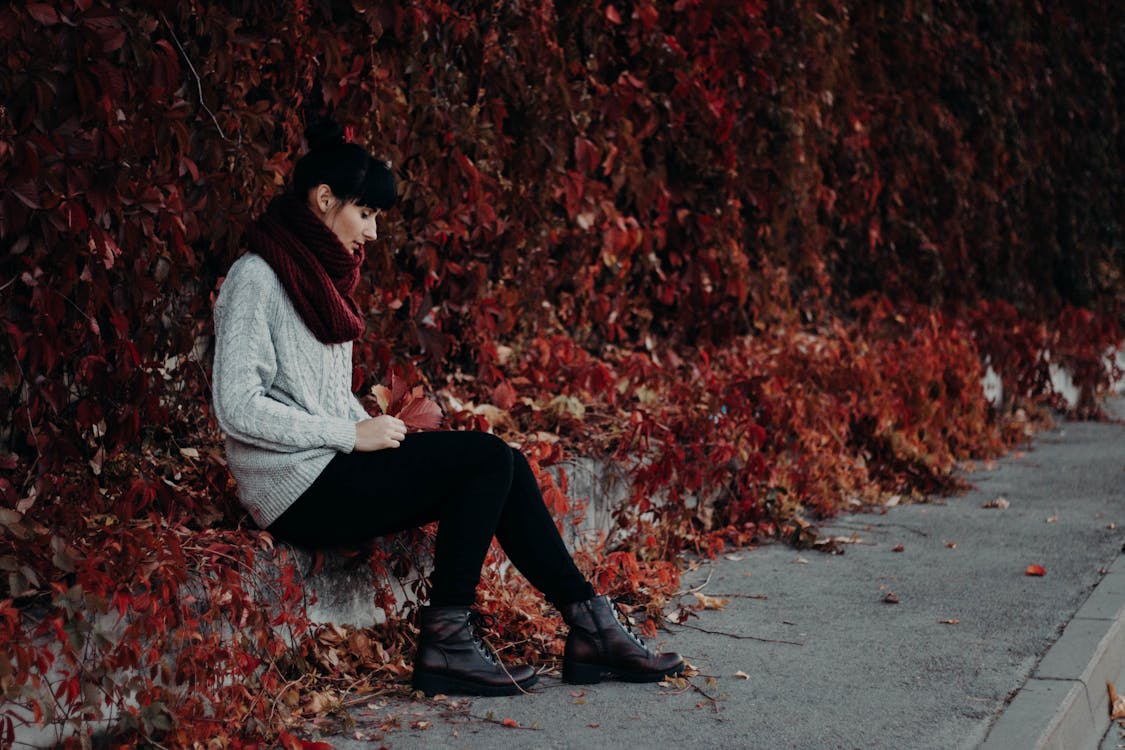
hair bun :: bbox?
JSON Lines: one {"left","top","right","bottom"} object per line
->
{"left": 305, "top": 119, "right": 347, "bottom": 152}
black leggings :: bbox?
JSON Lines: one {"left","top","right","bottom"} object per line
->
{"left": 268, "top": 430, "right": 595, "bottom": 608}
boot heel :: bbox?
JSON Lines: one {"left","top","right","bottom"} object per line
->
{"left": 562, "top": 661, "right": 606, "bottom": 684}
{"left": 412, "top": 670, "right": 454, "bottom": 697}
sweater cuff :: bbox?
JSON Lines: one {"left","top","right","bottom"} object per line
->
{"left": 325, "top": 418, "right": 358, "bottom": 453}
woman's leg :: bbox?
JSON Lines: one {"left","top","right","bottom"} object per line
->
{"left": 268, "top": 431, "right": 590, "bottom": 606}
{"left": 494, "top": 447, "right": 594, "bottom": 607}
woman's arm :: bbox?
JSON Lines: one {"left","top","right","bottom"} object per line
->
{"left": 212, "top": 262, "right": 357, "bottom": 453}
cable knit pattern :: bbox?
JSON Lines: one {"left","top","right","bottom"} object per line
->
{"left": 212, "top": 253, "right": 370, "bottom": 528}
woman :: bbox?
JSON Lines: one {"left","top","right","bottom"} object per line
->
{"left": 211, "top": 121, "right": 682, "bottom": 696}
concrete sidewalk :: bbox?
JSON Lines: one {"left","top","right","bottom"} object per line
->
{"left": 323, "top": 408, "right": 1125, "bottom": 750}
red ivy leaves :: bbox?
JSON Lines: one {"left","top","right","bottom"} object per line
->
{"left": 372, "top": 374, "right": 443, "bottom": 431}
{"left": 0, "top": 0, "right": 1123, "bottom": 746}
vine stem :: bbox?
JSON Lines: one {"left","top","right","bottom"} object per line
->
{"left": 159, "top": 12, "right": 241, "bottom": 146}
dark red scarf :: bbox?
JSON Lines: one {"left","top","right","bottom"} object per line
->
{"left": 243, "top": 193, "right": 365, "bottom": 344}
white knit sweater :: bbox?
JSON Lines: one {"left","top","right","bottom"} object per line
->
{"left": 212, "top": 253, "right": 368, "bottom": 528}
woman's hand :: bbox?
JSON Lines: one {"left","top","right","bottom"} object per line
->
{"left": 354, "top": 415, "right": 407, "bottom": 452}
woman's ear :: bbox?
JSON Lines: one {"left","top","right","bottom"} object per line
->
{"left": 308, "top": 184, "right": 336, "bottom": 216}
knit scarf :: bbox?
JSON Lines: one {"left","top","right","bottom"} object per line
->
{"left": 243, "top": 193, "right": 365, "bottom": 344}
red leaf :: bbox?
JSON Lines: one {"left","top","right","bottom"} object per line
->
{"left": 605, "top": 4, "right": 622, "bottom": 24}
{"left": 396, "top": 396, "right": 443, "bottom": 431}
{"left": 501, "top": 717, "right": 520, "bottom": 728}
{"left": 8, "top": 180, "right": 41, "bottom": 209}
{"left": 491, "top": 381, "right": 517, "bottom": 411}
{"left": 277, "top": 733, "right": 335, "bottom": 750}
{"left": 1025, "top": 564, "right": 1046, "bottom": 577}
{"left": 25, "top": 3, "right": 59, "bottom": 25}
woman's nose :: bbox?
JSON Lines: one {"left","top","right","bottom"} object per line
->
{"left": 364, "top": 219, "right": 378, "bottom": 241}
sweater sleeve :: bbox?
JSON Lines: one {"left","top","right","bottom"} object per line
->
{"left": 350, "top": 391, "right": 371, "bottom": 422}
{"left": 212, "top": 261, "right": 357, "bottom": 454}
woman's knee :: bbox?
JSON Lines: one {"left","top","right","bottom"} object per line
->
{"left": 454, "top": 430, "right": 514, "bottom": 477}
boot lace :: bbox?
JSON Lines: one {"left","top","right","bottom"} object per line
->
{"left": 609, "top": 599, "right": 652, "bottom": 653}
{"left": 467, "top": 611, "right": 501, "bottom": 666}
{"left": 468, "top": 610, "right": 536, "bottom": 694}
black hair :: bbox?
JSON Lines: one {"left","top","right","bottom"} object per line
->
{"left": 292, "top": 120, "right": 396, "bottom": 210}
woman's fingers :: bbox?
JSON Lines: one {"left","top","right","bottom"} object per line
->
{"left": 355, "top": 416, "right": 410, "bottom": 451}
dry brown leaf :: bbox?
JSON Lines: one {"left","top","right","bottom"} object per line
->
{"left": 892, "top": 544, "right": 905, "bottom": 552}
{"left": 1109, "top": 681, "right": 1125, "bottom": 720}
{"left": 693, "top": 592, "right": 730, "bottom": 610}
{"left": 883, "top": 592, "right": 900, "bottom": 604}
{"left": 734, "top": 670, "right": 750, "bottom": 679}
{"left": 939, "top": 618, "right": 960, "bottom": 625}
{"left": 666, "top": 607, "right": 688, "bottom": 624}
{"left": 981, "top": 497, "right": 1010, "bottom": 509}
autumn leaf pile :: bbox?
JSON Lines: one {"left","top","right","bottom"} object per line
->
{"left": 1, "top": 0, "right": 1123, "bottom": 745}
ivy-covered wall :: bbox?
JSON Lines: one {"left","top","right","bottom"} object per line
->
{"left": 1, "top": 1, "right": 1122, "bottom": 744}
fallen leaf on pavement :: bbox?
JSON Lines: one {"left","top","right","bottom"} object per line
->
{"left": 693, "top": 592, "right": 730, "bottom": 610}
{"left": 1025, "top": 564, "right": 1046, "bottom": 576}
{"left": 981, "top": 497, "right": 1010, "bottom": 509}
{"left": 1045, "top": 514, "right": 1058, "bottom": 523}
{"left": 945, "top": 541, "right": 957, "bottom": 549}
{"left": 883, "top": 592, "right": 900, "bottom": 604}
{"left": 1108, "top": 681, "right": 1125, "bottom": 719}
{"left": 734, "top": 670, "right": 750, "bottom": 679}
{"left": 501, "top": 718, "right": 520, "bottom": 728}
{"left": 724, "top": 553, "right": 744, "bottom": 561}
{"left": 938, "top": 619, "right": 960, "bottom": 625}
{"left": 892, "top": 544, "right": 905, "bottom": 552}
{"left": 666, "top": 607, "right": 690, "bottom": 624}
{"left": 793, "top": 556, "right": 809, "bottom": 564}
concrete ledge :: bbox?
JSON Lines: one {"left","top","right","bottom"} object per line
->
{"left": 979, "top": 554, "right": 1125, "bottom": 750}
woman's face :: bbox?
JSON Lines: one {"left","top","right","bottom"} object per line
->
{"left": 310, "top": 185, "right": 379, "bottom": 253}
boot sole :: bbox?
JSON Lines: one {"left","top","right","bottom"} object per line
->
{"left": 413, "top": 669, "right": 539, "bottom": 697}
{"left": 562, "top": 660, "right": 685, "bottom": 684}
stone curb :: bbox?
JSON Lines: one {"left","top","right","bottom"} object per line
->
{"left": 979, "top": 552, "right": 1125, "bottom": 750}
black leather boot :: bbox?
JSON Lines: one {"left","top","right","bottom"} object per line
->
{"left": 412, "top": 606, "right": 539, "bottom": 696}
{"left": 559, "top": 595, "right": 684, "bottom": 684}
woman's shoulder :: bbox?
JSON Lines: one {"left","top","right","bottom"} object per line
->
{"left": 216, "top": 253, "right": 286, "bottom": 317}
{"left": 222, "top": 253, "right": 283, "bottom": 295}
{"left": 227, "top": 252, "right": 277, "bottom": 282}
